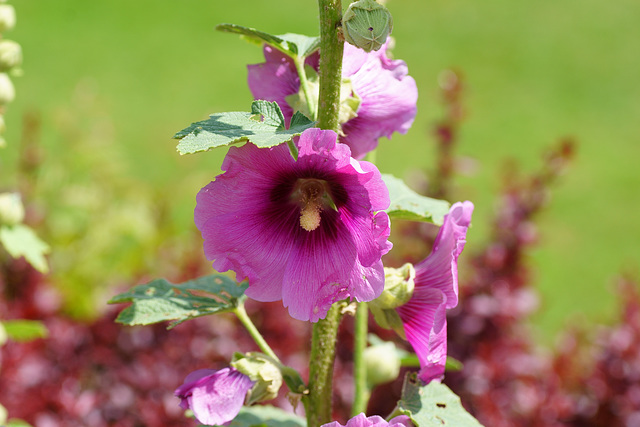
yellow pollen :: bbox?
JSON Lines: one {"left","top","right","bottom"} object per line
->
{"left": 300, "top": 201, "right": 322, "bottom": 231}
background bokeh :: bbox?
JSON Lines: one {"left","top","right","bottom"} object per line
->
{"left": 4, "top": 0, "right": 640, "bottom": 341}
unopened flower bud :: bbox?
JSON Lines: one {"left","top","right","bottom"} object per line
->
{"left": 0, "top": 73, "right": 15, "bottom": 105}
{"left": 364, "top": 341, "right": 401, "bottom": 386}
{"left": 0, "top": 192, "right": 25, "bottom": 225}
{"left": 369, "top": 263, "right": 415, "bottom": 338}
{"left": 231, "top": 352, "right": 283, "bottom": 405}
{"left": 0, "top": 40, "right": 21, "bottom": 72}
{"left": 342, "top": 0, "right": 393, "bottom": 52}
{"left": 0, "top": 4, "right": 16, "bottom": 33}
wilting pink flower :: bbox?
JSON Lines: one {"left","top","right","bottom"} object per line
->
{"left": 322, "top": 413, "right": 412, "bottom": 427}
{"left": 396, "top": 201, "right": 474, "bottom": 382}
{"left": 195, "top": 128, "right": 392, "bottom": 322}
{"left": 248, "top": 42, "right": 417, "bottom": 159}
{"left": 175, "top": 367, "right": 253, "bottom": 426}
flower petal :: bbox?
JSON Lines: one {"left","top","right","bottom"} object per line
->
{"left": 340, "top": 43, "right": 418, "bottom": 159}
{"left": 413, "top": 201, "right": 474, "bottom": 309}
{"left": 396, "top": 288, "right": 448, "bottom": 382}
{"left": 175, "top": 367, "right": 253, "bottom": 426}
{"left": 322, "top": 413, "right": 412, "bottom": 427}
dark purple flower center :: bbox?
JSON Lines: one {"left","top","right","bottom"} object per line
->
{"left": 292, "top": 178, "right": 335, "bottom": 231}
{"left": 268, "top": 172, "right": 349, "bottom": 238}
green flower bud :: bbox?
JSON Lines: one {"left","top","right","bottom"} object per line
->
{"left": 0, "top": 73, "right": 15, "bottom": 105}
{"left": 342, "top": 0, "right": 393, "bottom": 52}
{"left": 0, "top": 192, "right": 25, "bottom": 225}
{"left": 0, "top": 4, "right": 16, "bottom": 33}
{"left": 231, "top": 352, "right": 283, "bottom": 405}
{"left": 0, "top": 40, "right": 22, "bottom": 72}
{"left": 364, "top": 341, "right": 401, "bottom": 386}
{"left": 369, "top": 263, "right": 415, "bottom": 339}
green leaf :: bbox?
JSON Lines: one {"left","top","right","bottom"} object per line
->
{"left": 205, "top": 405, "right": 307, "bottom": 427}
{"left": 174, "top": 101, "right": 315, "bottom": 155}
{"left": 1, "top": 320, "right": 48, "bottom": 342}
{"left": 278, "top": 33, "right": 321, "bottom": 58}
{"left": 216, "top": 24, "right": 320, "bottom": 59}
{"left": 0, "top": 224, "right": 50, "bottom": 273}
{"left": 397, "top": 373, "right": 484, "bottom": 426}
{"left": 445, "top": 356, "right": 464, "bottom": 372}
{"left": 7, "top": 419, "right": 33, "bottom": 427}
{"left": 108, "top": 275, "right": 248, "bottom": 328}
{"left": 382, "top": 174, "right": 451, "bottom": 225}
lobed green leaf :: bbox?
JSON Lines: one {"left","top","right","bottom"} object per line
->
{"left": 382, "top": 174, "right": 451, "bottom": 225}
{"left": 174, "top": 100, "right": 314, "bottom": 155}
{"left": 108, "top": 275, "right": 248, "bottom": 329}
{"left": 204, "top": 405, "right": 307, "bottom": 427}
{"left": 397, "top": 373, "right": 484, "bottom": 426}
{"left": 0, "top": 224, "right": 50, "bottom": 273}
{"left": 216, "top": 24, "right": 320, "bottom": 59}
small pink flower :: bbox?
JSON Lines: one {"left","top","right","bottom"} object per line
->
{"left": 174, "top": 367, "right": 253, "bottom": 426}
{"left": 322, "top": 413, "right": 412, "bottom": 427}
{"left": 396, "top": 201, "right": 474, "bottom": 382}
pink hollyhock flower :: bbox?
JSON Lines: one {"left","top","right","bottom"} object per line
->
{"left": 195, "top": 128, "right": 392, "bottom": 322}
{"left": 396, "top": 201, "right": 474, "bottom": 382}
{"left": 247, "top": 42, "right": 417, "bottom": 159}
{"left": 322, "top": 413, "right": 412, "bottom": 427}
{"left": 174, "top": 367, "right": 253, "bottom": 426}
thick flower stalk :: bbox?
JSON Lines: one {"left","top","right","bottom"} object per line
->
{"left": 195, "top": 128, "right": 392, "bottom": 322}
{"left": 322, "top": 413, "right": 412, "bottom": 427}
{"left": 174, "top": 367, "right": 253, "bottom": 426}
{"left": 248, "top": 42, "right": 417, "bottom": 159}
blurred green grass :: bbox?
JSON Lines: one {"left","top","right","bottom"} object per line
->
{"left": 4, "top": 0, "right": 639, "bottom": 341}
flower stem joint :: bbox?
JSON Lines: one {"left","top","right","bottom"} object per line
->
{"left": 342, "top": 0, "right": 393, "bottom": 52}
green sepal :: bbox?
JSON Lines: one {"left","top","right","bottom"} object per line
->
{"left": 231, "top": 352, "right": 284, "bottom": 405}
{"left": 395, "top": 373, "right": 484, "bottom": 426}
{"left": 382, "top": 174, "right": 451, "bottom": 225}
{"left": 108, "top": 275, "right": 248, "bottom": 329}
{"left": 0, "top": 319, "right": 48, "bottom": 342}
{"left": 216, "top": 23, "right": 320, "bottom": 59}
{"left": 0, "top": 224, "right": 50, "bottom": 273}
{"left": 174, "top": 100, "right": 315, "bottom": 155}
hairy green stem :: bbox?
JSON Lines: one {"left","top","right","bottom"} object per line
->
{"left": 305, "top": 1, "right": 345, "bottom": 426}
{"left": 307, "top": 303, "right": 344, "bottom": 427}
{"left": 317, "top": 0, "right": 344, "bottom": 132}
{"left": 351, "top": 302, "right": 370, "bottom": 416}
{"left": 234, "top": 303, "right": 280, "bottom": 362}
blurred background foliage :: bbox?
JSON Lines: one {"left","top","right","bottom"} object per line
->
{"left": 3, "top": 0, "right": 639, "bottom": 340}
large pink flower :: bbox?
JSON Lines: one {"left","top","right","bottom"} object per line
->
{"left": 322, "top": 413, "right": 412, "bottom": 427}
{"left": 248, "top": 42, "right": 417, "bottom": 159}
{"left": 396, "top": 201, "right": 474, "bottom": 382}
{"left": 174, "top": 367, "right": 253, "bottom": 426}
{"left": 195, "top": 128, "right": 392, "bottom": 322}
